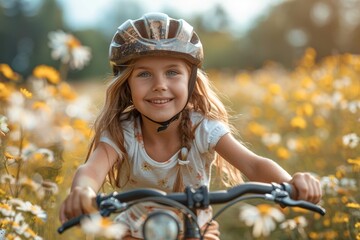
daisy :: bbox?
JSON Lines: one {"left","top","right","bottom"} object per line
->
{"left": 0, "top": 115, "right": 9, "bottom": 135}
{"left": 342, "top": 133, "right": 360, "bottom": 149}
{"left": 48, "top": 30, "right": 91, "bottom": 70}
{"left": 81, "top": 213, "right": 127, "bottom": 239}
{"left": 9, "top": 199, "right": 47, "bottom": 222}
{"left": 0, "top": 173, "right": 16, "bottom": 185}
{"left": 261, "top": 132, "right": 281, "bottom": 147}
{"left": 32, "top": 148, "right": 55, "bottom": 163}
{"left": 280, "top": 216, "right": 307, "bottom": 230}
{"left": 239, "top": 203, "right": 285, "bottom": 237}
{"left": 280, "top": 216, "right": 308, "bottom": 238}
{"left": 0, "top": 202, "right": 15, "bottom": 217}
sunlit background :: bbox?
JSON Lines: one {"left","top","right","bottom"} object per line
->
{"left": 2, "top": 0, "right": 360, "bottom": 79}
{"left": 0, "top": 0, "right": 359, "bottom": 239}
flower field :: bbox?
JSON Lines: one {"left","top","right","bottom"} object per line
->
{"left": 0, "top": 32, "right": 359, "bottom": 239}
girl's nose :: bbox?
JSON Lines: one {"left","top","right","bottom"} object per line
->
{"left": 152, "top": 75, "right": 167, "bottom": 91}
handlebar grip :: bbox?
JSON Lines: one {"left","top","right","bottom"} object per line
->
{"left": 57, "top": 215, "right": 83, "bottom": 234}
{"left": 292, "top": 200, "right": 326, "bottom": 216}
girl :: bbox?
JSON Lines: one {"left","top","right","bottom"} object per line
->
{"left": 60, "top": 12, "right": 322, "bottom": 239}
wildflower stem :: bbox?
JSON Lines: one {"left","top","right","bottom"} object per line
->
{"left": 59, "top": 62, "right": 69, "bottom": 82}
{"left": 14, "top": 127, "right": 25, "bottom": 198}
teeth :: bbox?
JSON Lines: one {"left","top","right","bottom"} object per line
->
{"left": 150, "top": 99, "right": 170, "bottom": 104}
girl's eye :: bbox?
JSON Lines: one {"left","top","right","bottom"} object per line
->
{"left": 166, "top": 70, "right": 179, "bottom": 77}
{"left": 137, "top": 71, "right": 151, "bottom": 78}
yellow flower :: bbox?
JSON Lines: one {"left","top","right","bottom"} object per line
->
{"left": 33, "top": 65, "right": 61, "bottom": 84}
{"left": 32, "top": 101, "right": 50, "bottom": 112}
{"left": 348, "top": 157, "right": 360, "bottom": 167}
{"left": 346, "top": 202, "right": 360, "bottom": 209}
{"left": 248, "top": 122, "right": 267, "bottom": 136}
{"left": 268, "top": 83, "right": 282, "bottom": 95}
{"left": 301, "top": 76, "right": 314, "bottom": 89}
{"left": 290, "top": 116, "right": 307, "bottom": 129}
{"left": 313, "top": 116, "right": 325, "bottom": 127}
{"left": 20, "top": 88, "right": 32, "bottom": 99}
{"left": 299, "top": 48, "right": 316, "bottom": 68}
{"left": 307, "top": 136, "right": 321, "bottom": 152}
{"left": 0, "top": 63, "right": 20, "bottom": 81}
{"left": 277, "top": 147, "right": 290, "bottom": 160}
{"left": 296, "top": 103, "right": 314, "bottom": 117}
{"left": 0, "top": 82, "right": 12, "bottom": 100}
{"left": 58, "top": 82, "right": 77, "bottom": 100}
{"left": 72, "top": 119, "right": 91, "bottom": 136}
{"left": 293, "top": 89, "right": 308, "bottom": 101}
{"left": 355, "top": 222, "right": 360, "bottom": 229}
{"left": 235, "top": 72, "right": 251, "bottom": 85}
{"left": 332, "top": 212, "right": 349, "bottom": 223}
{"left": 55, "top": 175, "right": 64, "bottom": 184}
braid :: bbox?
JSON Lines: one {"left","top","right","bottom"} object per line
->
{"left": 173, "top": 108, "right": 193, "bottom": 192}
{"left": 180, "top": 108, "right": 192, "bottom": 150}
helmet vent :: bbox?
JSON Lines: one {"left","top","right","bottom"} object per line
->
{"left": 168, "top": 20, "right": 180, "bottom": 39}
{"left": 190, "top": 32, "right": 200, "bottom": 44}
{"left": 114, "top": 33, "right": 125, "bottom": 45}
{"left": 134, "top": 20, "right": 149, "bottom": 39}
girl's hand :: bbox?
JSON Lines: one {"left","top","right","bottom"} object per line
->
{"left": 59, "top": 186, "right": 97, "bottom": 224}
{"left": 289, "top": 172, "right": 322, "bottom": 204}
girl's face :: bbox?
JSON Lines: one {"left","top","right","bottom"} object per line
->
{"left": 128, "top": 56, "right": 190, "bottom": 123}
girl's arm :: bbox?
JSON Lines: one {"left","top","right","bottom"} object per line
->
{"left": 59, "top": 142, "right": 119, "bottom": 223}
{"left": 215, "top": 133, "right": 322, "bottom": 203}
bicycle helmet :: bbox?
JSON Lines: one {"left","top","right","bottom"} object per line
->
{"left": 109, "top": 12, "right": 204, "bottom": 131}
{"left": 109, "top": 12, "right": 203, "bottom": 69}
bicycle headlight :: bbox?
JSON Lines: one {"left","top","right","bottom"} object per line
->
{"left": 142, "top": 210, "right": 180, "bottom": 240}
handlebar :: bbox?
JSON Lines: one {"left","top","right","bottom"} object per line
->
{"left": 58, "top": 182, "right": 326, "bottom": 234}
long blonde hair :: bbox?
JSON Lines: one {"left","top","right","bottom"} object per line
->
{"left": 87, "top": 63, "right": 243, "bottom": 190}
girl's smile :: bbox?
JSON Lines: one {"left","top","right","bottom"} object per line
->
{"left": 146, "top": 98, "right": 173, "bottom": 105}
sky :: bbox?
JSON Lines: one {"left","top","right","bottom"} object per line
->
{"left": 56, "top": 0, "right": 283, "bottom": 35}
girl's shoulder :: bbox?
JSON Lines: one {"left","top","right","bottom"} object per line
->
{"left": 190, "top": 111, "right": 225, "bottom": 127}
{"left": 189, "top": 111, "right": 204, "bottom": 123}
{"left": 190, "top": 111, "right": 229, "bottom": 133}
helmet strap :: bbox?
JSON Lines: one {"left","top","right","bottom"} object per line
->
{"left": 142, "top": 66, "right": 198, "bottom": 132}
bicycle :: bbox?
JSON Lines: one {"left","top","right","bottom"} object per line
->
{"left": 58, "top": 182, "right": 326, "bottom": 239}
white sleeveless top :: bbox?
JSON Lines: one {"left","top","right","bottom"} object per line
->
{"left": 100, "top": 112, "right": 230, "bottom": 238}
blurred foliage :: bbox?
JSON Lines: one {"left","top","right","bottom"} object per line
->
{"left": 211, "top": 48, "right": 360, "bottom": 239}
{"left": 1, "top": 0, "right": 360, "bottom": 239}
{"left": 2, "top": 0, "right": 360, "bottom": 80}
{"left": 1, "top": 34, "right": 359, "bottom": 239}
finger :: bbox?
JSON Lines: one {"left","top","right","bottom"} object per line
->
{"left": 291, "top": 173, "right": 309, "bottom": 200}
{"left": 63, "top": 196, "right": 73, "bottom": 220}
{"left": 202, "top": 221, "right": 220, "bottom": 238}
{"left": 204, "top": 233, "right": 220, "bottom": 240}
{"left": 80, "top": 192, "right": 97, "bottom": 213}
{"left": 306, "top": 178, "right": 315, "bottom": 203}
{"left": 289, "top": 183, "right": 299, "bottom": 199}
{"left": 59, "top": 202, "right": 67, "bottom": 224}
{"left": 310, "top": 177, "right": 322, "bottom": 204}
{"left": 64, "top": 190, "right": 82, "bottom": 219}
{"left": 72, "top": 190, "right": 83, "bottom": 217}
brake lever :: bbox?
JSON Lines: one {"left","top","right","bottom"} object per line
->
{"left": 99, "top": 197, "right": 128, "bottom": 217}
{"left": 265, "top": 188, "right": 326, "bottom": 216}
{"left": 277, "top": 197, "right": 326, "bottom": 216}
{"left": 58, "top": 198, "right": 127, "bottom": 234}
{"left": 58, "top": 215, "right": 86, "bottom": 234}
